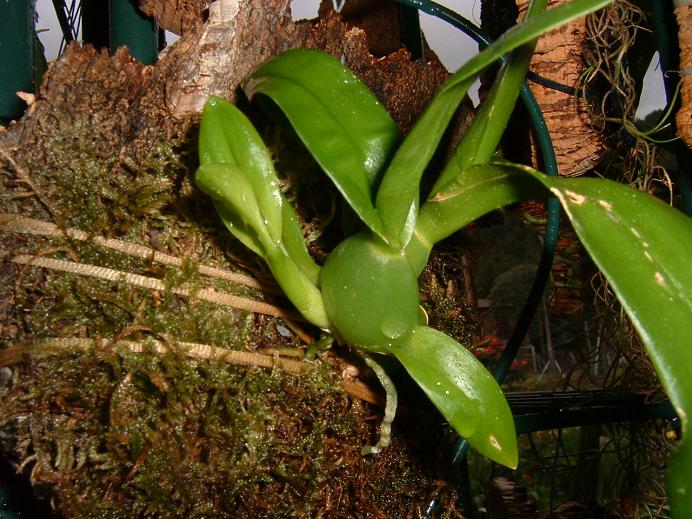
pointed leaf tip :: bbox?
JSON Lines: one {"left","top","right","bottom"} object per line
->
{"left": 394, "top": 326, "right": 518, "bottom": 468}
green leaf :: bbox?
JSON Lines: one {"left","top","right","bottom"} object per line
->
{"left": 213, "top": 201, "right": 266, "bottom": 258}
{"left": 394, "top": 326, "right": 518, "bottom": 468}
{"left": 419, "top": 164, "right": 692, "bottom": 424}
{"left": 197, "top": 96, "right": 321, "bottom": 283}
{"left": 243, "top": 49, "right": 400, "bottom": 238}
{"left": 375, "top": 0, "right": 613, "bottom": 247}
{"left": 375, "top": 81, "right": 473, "bottom": 247}
{"left": 199, "top": 97, "right": 283, "bottom": 242}
{"left": 280, "top": 202, "right": 321, "bottom": 285}
{"left": 374, "top": 77, "right": 472, "bottom": 248}
{"left": 431, "top": 2, "right": 547, "bottom": 193}
{"left": 196, "top": 98, "right": 327, "bottom": 325}
{"left": 414, "top": 161, "right": 692, "bottom": 505}
{"left": 265, "top": 246, "right": 330, "bottom": 329}
{"left": 196, "top": 163, "right": 274, "bottom": 254}
{"left": 541, "top": 175, "right": 692, "bottom": 513}
{"left": 407, "top": 163, "right": 546, "bottom": 274}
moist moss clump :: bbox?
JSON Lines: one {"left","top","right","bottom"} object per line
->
{"left": 1, "top": 84, "right": 461, "bottom": 518}
{"left": 0, "top": 347, "right": 458, "bottom": 518}
{"left": 421, "top": 251, "right": 479, "bottom": 347}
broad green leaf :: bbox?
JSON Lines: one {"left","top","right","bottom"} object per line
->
{"left": 243, "top": 49, "right": 400, "bottom": 238}
{"left": 199, "top": 97, "right": 283, "bottom": 242}
{"left": 394, "top": 326, "right": 518, "bottom": 468}
{"left": 197, "top": 164, "right": 328, "bottom": 327}
{"left": 375, "top": 80, "right": 474, "bottom": 247}
{"left": 413, "top": 161, "right": 691, "bottom": 505}
{"left": 196, "top": 164, "right": 273, "bottom": 255}
{"left": 431, "top": 0, "right": 547, "bottom": 193}
{"left": 213, "top": 201, "right": 265, "bottom": 258}
{"left": 198, "top": 97, "right": 322, "bottom": 283}
{"left": 375, "top": 0, "right": 612, "bottom": 247}
{"left": 407, "top": 163, "right": 546, "bottom": 274}
{"left": 540, "top": 175, "right": 692, "bottom": 514}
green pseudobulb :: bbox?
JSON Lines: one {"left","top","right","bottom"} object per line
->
{"left": 320, "top": 233, "right": 419, "bottom": 352}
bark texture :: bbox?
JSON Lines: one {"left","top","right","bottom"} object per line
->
{"left": 3, "top": 0, "right": 455, "bottom": 166}
{"left": 157, "top": 0, "right": 451, "bottom": 127}
{"left": 675, "top": 3, "right": 692, "bottom": 147}
{"left": 318, "top": 0, "right": 404, "bottom": 57}
{"left": 517, "top": 0, "right": 606, "bottom": 176}
{"left": 139, "top": 0, "right": 209, "bottom": 34}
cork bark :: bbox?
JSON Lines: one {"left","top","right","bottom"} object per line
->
{"left": 156, "top": 0, "right": 450, "bottom": 126}
{"left": 2, "top": 0, "right": 459, "bottom": 168}
{"left": 516, "top": 0, "right": 606, "bottom": 176}
{"left": 675, "top": 4, "right": 692, "bottom": 147}
{"left": 138, "top": 0, "right": 209, "bottom": 35}
{"left": 318, "top": 0, "right": 405, "bottom": 57}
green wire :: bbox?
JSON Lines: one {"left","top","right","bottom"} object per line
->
{"left": 392, "top": 0, "right": 561, "bottom": 472}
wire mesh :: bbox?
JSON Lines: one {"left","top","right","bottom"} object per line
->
{"left": 49, "top": 0, "right": 81, "bottom": 57}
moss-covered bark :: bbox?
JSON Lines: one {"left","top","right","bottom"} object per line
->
{"left": 0, "top": 2, "right": 478, "bottom": 517}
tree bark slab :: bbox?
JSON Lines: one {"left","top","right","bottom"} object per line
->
{"left": 517, "top": 0, "right": 606, "bottom": 176}
{"left": 675, "top": 3, "right": 692, "bottom": 147}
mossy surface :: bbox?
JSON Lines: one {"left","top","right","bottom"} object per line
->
{"left": 1, "top": 347, "right": 457, "bottom": 518}
{"left": 420, "top": 250, "right": 479, "bottom": 348}
{"left": 0, "top": 100, "right": 461, "bottom": 517}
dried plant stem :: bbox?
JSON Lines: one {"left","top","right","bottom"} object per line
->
{"left": 11, "top": 254, "right": 302, "bottom": 323}
{"left": 0, "top": 148, "right": 57, "bottom": 218}
{"left": 3, "top": 213, "right": 314, "bottom": 343}
{"left": 0, "top": 337, "right": 385, "bottom": 407}
{"left": 1, "top": 213, "right": 267, "bottom": 291}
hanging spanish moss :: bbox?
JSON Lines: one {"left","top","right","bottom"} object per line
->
{"left": 580, "top": 0, "right": 674, "bottom": 200}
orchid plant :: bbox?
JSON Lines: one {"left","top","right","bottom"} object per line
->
{"left": 195, "top": 0, "right": 690, "bottom": 512}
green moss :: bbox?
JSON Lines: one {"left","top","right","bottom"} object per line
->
{"left": 17, "top": 267, "right": 254, "bottom": 349}
{"left": 0, "top": 108, "right": 460, "bottom": 518}
{"left": 13, "top": 121, "right": 185, "bottom": 236}
{"left": 1, "top": 347, "right": 457, "bottom": 518}
{"left": 421, "top": 256, "right": 478, "bottom": 347}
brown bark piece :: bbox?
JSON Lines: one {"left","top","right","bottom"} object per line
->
{"left": 675, "top": 4, "right": 692, "bottom": 147}
{"left": 159, "top": 0, "right": 450, "bottom": 127}
{"left": 357, "top": 49, "right": 451, "bottom": 132}
{"left": 301, "top": 13, "right": 452, "bottom": 132}
{"left": 157, "top": 0, "right": 304, "bottom": 118}
{"left": 139, "top": 0, "right": 209, "bottom": 35}
{"left": 5, "top": 0, "right": 453, "bottom": 163}
{"left": 517, "top": 0, "right": 606, "bottom": 176}
{"left": 318, "top": 0, "right": 404, "bottom": 57}
{"left": 4, "top": 46, "right": 155, "bottom": 162}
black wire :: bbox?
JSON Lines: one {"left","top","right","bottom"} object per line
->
{"left": 51, "top": 0, "right": 76, "bottom": 43}
{"left": 526, "top": 70, "right": 580, "bottom": 95}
